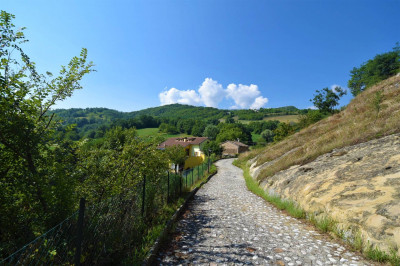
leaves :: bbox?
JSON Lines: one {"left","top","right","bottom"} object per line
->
{"left": 348, "top": 44, "right": 400, "bottom": 96}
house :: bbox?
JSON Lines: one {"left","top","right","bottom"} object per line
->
{"left": 220, "top": 140, "right": 249, "bottom": 156}
{"left": 158, "top": 137, "right": 208, "bottom": 169}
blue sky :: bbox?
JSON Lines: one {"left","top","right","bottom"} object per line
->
{"left": 3, "top": 0, "right": 400, "bottom": 111}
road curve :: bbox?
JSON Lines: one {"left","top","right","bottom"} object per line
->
{"left": 157, "top": 159, "right": 370, "bottom": 265}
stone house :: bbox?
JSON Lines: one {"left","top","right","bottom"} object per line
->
{"left": 220, "top": 140, "right": 249, "bottom": 156}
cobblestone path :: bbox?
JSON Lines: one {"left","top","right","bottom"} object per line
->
{"left": 157, "top": 159, "right": 371, "bottom": 265}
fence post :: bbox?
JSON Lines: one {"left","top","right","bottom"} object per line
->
{"left": 179, "top": 172, "right": 182, "bottom": 195}
{"left": 197, "top": 165, "right": 199, "bottom": 181}
{"left": 167, "top": 171, "right": 170, "bottom": 203}
{"left": 142, "top": 175, "right": 146, "bottom": 216}
{"left": 75, "top": 198, "right": 86, "bottom": 266}
{"left": 192, "top": 169, "right": 194, "bottom": 187}
{"left": 185, "top": 171, "right": 187, "bottom": 189}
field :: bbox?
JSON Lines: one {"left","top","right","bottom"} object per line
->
{"left": 263, "top": 115, "right": 300, "bottom": 123}
{"left": 237, "top": 114, "right": 301, "bottom": 124}
{"left": 136, "top": 128, "right": 192, "bottom": 138}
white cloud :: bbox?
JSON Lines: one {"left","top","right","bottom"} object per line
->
{"left": 159, "top": 78, "right": 269, "bottom": 109}
{"left": 159, "top": 88, "right": 201, "bottom": 106}
{"left": 226, "top": 83, "right": 268, "bottom": 109}
{"left": 250, "top": 96, "right": 269, "bottom": 109}
{"left": 198, "top": 78, "right": 226, "bottom": 108}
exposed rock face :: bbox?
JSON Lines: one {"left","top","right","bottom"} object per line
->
{"left": 251, "top": 133, "right": 400, "bottom": 255}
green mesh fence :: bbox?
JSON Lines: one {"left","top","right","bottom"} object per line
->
{"left": 0, "top": 158, "right": 214, "bottom": 265}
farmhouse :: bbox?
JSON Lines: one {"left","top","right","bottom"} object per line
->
{"left": 220, "top": 140, "right": 249, "bottom": 156}
{"left": 158, "top": 137, "right": 208, "bottom": 169}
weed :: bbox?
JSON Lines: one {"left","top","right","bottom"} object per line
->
{"left": 365, "top": 243, "right": 389, "bottom": 262}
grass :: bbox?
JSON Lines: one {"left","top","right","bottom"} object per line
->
{"left": 189, "top": 163, "right": 217, "bottom": 190}
{"left": 237, "top": 114, "right": 301, "bottom": 124}
{"left": 136, "top": 128, "right": 192, "bottom": 138}
{"left": 263, "top": 114, "right": 301, "bottom": 123}
{"left": 233, "top": 159, "right": 400, "bottom": 265}
{"left": 233, "top": 159, "right": 305, "bottom": 219}
{"left": 238, "top": 75, "right": 400, "bottom": 181}
{"left": 131, "top": 197, "right": 186, "bottom": 264}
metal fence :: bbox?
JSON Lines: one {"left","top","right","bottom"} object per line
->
{"left": 0, "top": 159, "right": 213, "bottom": 265}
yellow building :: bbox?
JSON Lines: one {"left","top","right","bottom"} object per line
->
{"left": 158, "top": 137, "right": 208, "bottom": 169}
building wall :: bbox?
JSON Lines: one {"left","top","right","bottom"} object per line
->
{"left": 185, "top": 144, "right": 205, "bottom": 169}
{"left": 221, "top": 142, "right": 239, "bottom": 155}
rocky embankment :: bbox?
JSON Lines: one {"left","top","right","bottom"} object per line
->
{"left": 249, "top": 133, "right": 400, "bottom": 255}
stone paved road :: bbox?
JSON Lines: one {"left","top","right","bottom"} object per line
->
{"left": 157, "top": 159, "right": 372, "bottom": 265}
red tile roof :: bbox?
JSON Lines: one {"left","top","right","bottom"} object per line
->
{"left": 158, "top": 137, "right": 208, "bottom": 149}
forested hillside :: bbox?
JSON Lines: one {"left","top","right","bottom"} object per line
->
{"left": 50, "top": 104, "right": 306, "bottom": 141}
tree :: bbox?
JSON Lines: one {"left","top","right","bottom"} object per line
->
{"left": 225, "top": 117, "right": 235, "bottom": 123}
{"left": 260, "top": 129, "right": 275, "bottom": 142}
{"left": 191, "top": 121, "right": 206, "bottom": 137}
{"left": 216, "top": 123, "right": 252, "bottom": 144}
{"left": 77, "top": 127, "right": 168, "bottom": 203}
{"left": 311, "top": 87, "right": 346, "bottom": 114}
{"left": 202, "top": 140, "right": 223, "bottom": 156}
{"left": 0, "top": 11, "right": 94, "bottom": 251}
{"left": 273, "top": 122, "right": 295, "bottom": 142}
{"left": 203, "top": 124, "right": 219, "bottom": 140}
{"left": 348, "top": 44, "right": 400, "bottom": 96}
{"left": 166, "top": 145, "right": 186, "bottom": 173}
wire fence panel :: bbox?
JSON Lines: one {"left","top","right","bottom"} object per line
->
{"left": 1, "top": 211, "right": 79, "bottom": 265}
{"left": 0, "top": 158, "right": 215, "bottom": 265}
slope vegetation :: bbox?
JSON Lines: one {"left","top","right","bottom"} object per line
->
{"left": 239, "top": 75, "right": 400, "bottom": 257}
{"left": 245, "top": 75, "right": 400, "bottom": 179}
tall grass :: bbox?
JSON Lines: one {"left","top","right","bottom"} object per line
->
{"left": 238, "top": 75, "right": 400, "bottom": 181}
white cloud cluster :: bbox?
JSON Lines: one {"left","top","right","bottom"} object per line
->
{"left": 159, "top": 78, "right": 268, "bottom": 109}
{"left": 198, "top": 78, "right": 226, "bottom": 108}
{"left": 159, "top": 88, "right": 201, "bottom": 106}
{"left": 226, "top": 83, "right": 268, "bottom": 109}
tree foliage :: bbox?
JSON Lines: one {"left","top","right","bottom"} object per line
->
{"left": 216, "top": 123, "right": 252, "bottom": 144}
{"left": 273, "top": 122, "right": 295, "bottom": 142}
{"left": 348, "top": 44, "right": 400, "bottom": 96}
{"left": 165, "top": 145, "right": 186, "bottom": 172}
{"left": 77, "top": 127, "right": 168, "bottom": 203}
{"left": 311, "top": 86, "right": 346, "bottom": 114}
{"left": 202, "top": 140, "right": 223, "bottom": 156}
{"left": 0, "top": 10, "right": 94, "bottom": 252}
{"left": 203, "top": 124, "right": 219, "bottom": 140}
{"left": 260, "top": 129, "right": 275, "bottom": 143}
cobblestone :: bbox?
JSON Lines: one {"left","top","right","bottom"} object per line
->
{"left": 157, "top": 159, "right": 371, "bottom": 265}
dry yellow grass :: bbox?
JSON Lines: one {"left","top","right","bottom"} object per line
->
{"left": 240, "top": 75, "right": 400, "bottom": 181}
{"left": 263, "top": 114, "right": 300, "bottom": 123}
{"left": 237, "top": 115, "right": 301, "bottom": 124}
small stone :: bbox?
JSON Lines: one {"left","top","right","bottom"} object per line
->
{"left": 252, "top": 255, "right": 258, "bottom": 260}
{"left": 328, "top": 258, "right": 337, "bottom": 263}
{"left": 274, "top": 248, "right": 284, "bottom": 253}
{"left": 276, "top": 260, "right": 285, "bottom": 266}
{"left": 284, "top": 257, "right": 292, "bottom": 261}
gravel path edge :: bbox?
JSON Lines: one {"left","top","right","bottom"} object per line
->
{"left": 142, "top": 170, "right": 218, "bottom": 266}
